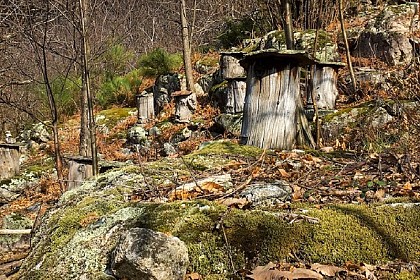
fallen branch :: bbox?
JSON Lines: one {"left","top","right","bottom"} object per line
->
{"left": 0, "top": 229, "right": 32, "bottom": 235}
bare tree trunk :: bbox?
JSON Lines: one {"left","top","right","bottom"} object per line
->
{"left": 338, "top": 0, "right": 357, "bottom": 93}
{"left": 180, "top": 0, "right": 194, "bottom": 91}
{"left": 39, "top": 4, "right": 64, "bottom": 192}
{"left": 79, "top": 0, "right": 98, "bottom": 175}
{"left": 281, "top": 0, "right": 295, "bottom": 50}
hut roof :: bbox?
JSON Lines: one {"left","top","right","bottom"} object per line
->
{"left": 240, "top": 49, "right": 317, "bottom": 68}
{"left": 172, "top": 90, "right": 193, "bottom": 97}
{"left": 314, "top": 60, "right": 346, "bottom": 68}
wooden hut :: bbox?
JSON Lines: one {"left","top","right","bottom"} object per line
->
{"left": 136, "top": 91, "right": 155, "bottom": 124}
{"left": 308, "top": 62, "right": 345, "bottom": 110}
{"left": 172, "top": 90, "right": 197, "bottom": 123}
{"left": 66, "top": 156, "right": 93, "bottom": 190}
{"left": 0, "top": 144, "right": 22, "bottom": 179}
{"left": 240, "top": 49, "right": 315, "bottom": 150}
{"left": 220, "top": 52, "right": 247, "bottom": 114}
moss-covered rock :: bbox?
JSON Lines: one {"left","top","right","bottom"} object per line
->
{"left": 14, "top": 143, "right": 420, "bottom": 279}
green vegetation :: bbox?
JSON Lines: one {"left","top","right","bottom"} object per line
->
{"left": 137, "top": 48, "right": 182, "bottom": 77}
{"left": 35, "top": 75, "right": 81, "bottom": 119}
{"left": 97, "top": 69, "right": 142, "bottom": 108}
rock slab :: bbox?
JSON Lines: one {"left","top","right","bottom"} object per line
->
{"left": 111, "top": 228, "right": 189, "bottom": 280}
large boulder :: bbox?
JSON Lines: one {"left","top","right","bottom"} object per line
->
{"left": 352, "top": 4, "right": 416, "bottom": 65}
{"left": 153, "top": 74, "right": 182, "bottom": 114}
{"left": 111, "top": 228, "right": 189, "bottom": 280}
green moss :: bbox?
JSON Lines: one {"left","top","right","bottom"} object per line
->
{"left": 209, "top": 80, "right": 228, "bottom": 94}
{"left": 96, "top": 107, "right": 135, "bottom": 128}
{"left": 49, "top": 196, "right": 126, "bottom": 251}
{"left": 131, "top": 202, "right": 420, "bottom": 276}
{"left": 190, "top": 140, "right": 264, "bottom": 158}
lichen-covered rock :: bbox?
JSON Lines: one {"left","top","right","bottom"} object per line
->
{"left": 20, "top": 122, "right": 51, "bottom": 144}
{"left": 352, "top": 4, "right": 416, "bottom": 65}
{"left": 213, "top": 113, "right": 243, "bottom": 136}
{"left": 13, "top": 143, "right": 420, "bottom": 279}
{"left": 240, "top": 181, "right": 292, "bottom": 207}
{"left": 127, "top": 125, "right": 147, "bottom": 145}
{"left": 111, "top": 228, "right": 189, "bottom": 280}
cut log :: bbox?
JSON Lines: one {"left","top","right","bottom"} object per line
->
{"left": 240, "top": 50, "right": 316, "bottom": 150}
{"left": 172, "top": 90, "right": 197, "bottom": 123}
{"left": 0, "top": 229, "right": 32, "bottom": 235}
{"left": 65, "top": 156, "right": 93, "bottom": 190}
{"left": 136, "top": 91, "right": 155, "bottom": 123}
{"left": 309, "top": 62, "right": 344, "bottom": 110}
{"left": 225, "top": 80, "right": 246, "bottom": 114}
{"left": 0, "top": 144, "right": 22, "bottom": 179}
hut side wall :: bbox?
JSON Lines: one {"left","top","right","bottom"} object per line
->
{"left": 138, "top": 93, "right": 155, "bottom": 123}
{"left": 0, "top": 147, "right": 20, "bottom": 179}
{"left": 226, "top": 80, "right": 246, "bottom": 114}
{"left": 311, "top": 66, "right": 338, "bottom": 110}
{"left": 241, "top": 62, "right": 300, "bottom": 149}
{"left": 67, "top": 160, "right": 93, "bottom": 190}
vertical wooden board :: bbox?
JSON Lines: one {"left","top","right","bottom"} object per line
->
{"left": 138, "top": 93, "right": 155, "bottom": 123}
{"left": 241, "top": 62, "right": 300, "bottom": 150}
{"left": 0, "top": 147, "right": 20, "bottom": 179}
{"left": 233, "top": 80, "right": 246, "bottom": 113}
{"left": 312, "top": 66, "right": 338, "bottom": 109}
{"left": 67, "top": 160, "right": 93, "bottom": 190}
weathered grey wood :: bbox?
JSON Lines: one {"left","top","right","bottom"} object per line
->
{"left": 66, "top": 156, "right": 93, "bottom": 190}
{"left": 136, "top": 91, "right": 155, "bottom": 123}
{"left": 240, "top": 50, "right": 316, "bottom": 150}
{"left": 0, "top": 229, "right": 32, "bottom": 235}
{"left": 226, "top": 80, "right": 246, "bottom": 113}
{"left": 310, "top": 63, "right": 343, "bottom": 110}
{"left": 220, "top": 52, "right": 246, "bottom": 80}
{"left": 172, "top": 90, "right": 197, "bottom": 123}
{"left": 0, "top": 144, "right": 21, "bottom": 179}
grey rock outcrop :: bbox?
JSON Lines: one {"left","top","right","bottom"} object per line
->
{"left": 353, "top": 4, "right": 416, "bottom": 65}
{"left": 127, "top": 125, "right": 148, "bottom": 145}
{"left": 20, "top": 122, "right": 51, "bottom": 144}
{"left": 111, "top": 228, "right": 189, "bottom": 280}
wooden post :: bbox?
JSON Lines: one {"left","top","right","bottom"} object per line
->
{"left": 240, "top": 50, "right": 315, "bottom": 150}
{"left": 66, "top": 156, "right": 93, "bottom": 190}
{"left": 226, "top": 80, "right": 247, "bottom": 114}
{"left": 310, "top": 62, "right": 345, "bottom": 110}
{"left": 136, "top": 91, "right": 155, "bottom": 124}
{"left": 0, "top": 144, "right": 22, "bottom": 179}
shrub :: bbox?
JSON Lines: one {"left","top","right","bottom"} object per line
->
{"left": 97, "top": 69, "right": 142, "bottom": 108}
{"left": 137, "top": 48, "right": 182, "bottom": 77}
{"left": 35, "top": 76, "right": 81, "bottom": 119}
{"left": 102, "top": 43, "right": 134, "bottom": 80}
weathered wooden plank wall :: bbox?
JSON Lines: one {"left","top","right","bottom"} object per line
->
{"left": 226, "top": 80, "right": 247, "bottom": 114}
{"left": 241, "top": 62, "right": 300, "bottom": 149}
{"left": 67, "top": 158, "right": 93, "bottom": 190}
{"left": 137, "top": 92, "right": 155, "bottom": 123}
{"left": 0, "top": 145, "right": 20, "bottom": 179}
{"left": 311, "top": 65, "right": 339, "bottom": 110}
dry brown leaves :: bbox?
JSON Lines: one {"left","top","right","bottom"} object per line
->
{"left": 244, "top": 261, "right": 419, "bottom": 280}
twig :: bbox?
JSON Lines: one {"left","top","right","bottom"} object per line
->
{"left": 217, "top": 150, "right": 267, "bottom": 199}
{"left": 214, "top": 209, "right": 235, "bottom": 272}
{"left": 0, "top": 229, "right": 32, "bottom": 235}
{"left": 180, "top": 155, "right": 204, "bottom": 193}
